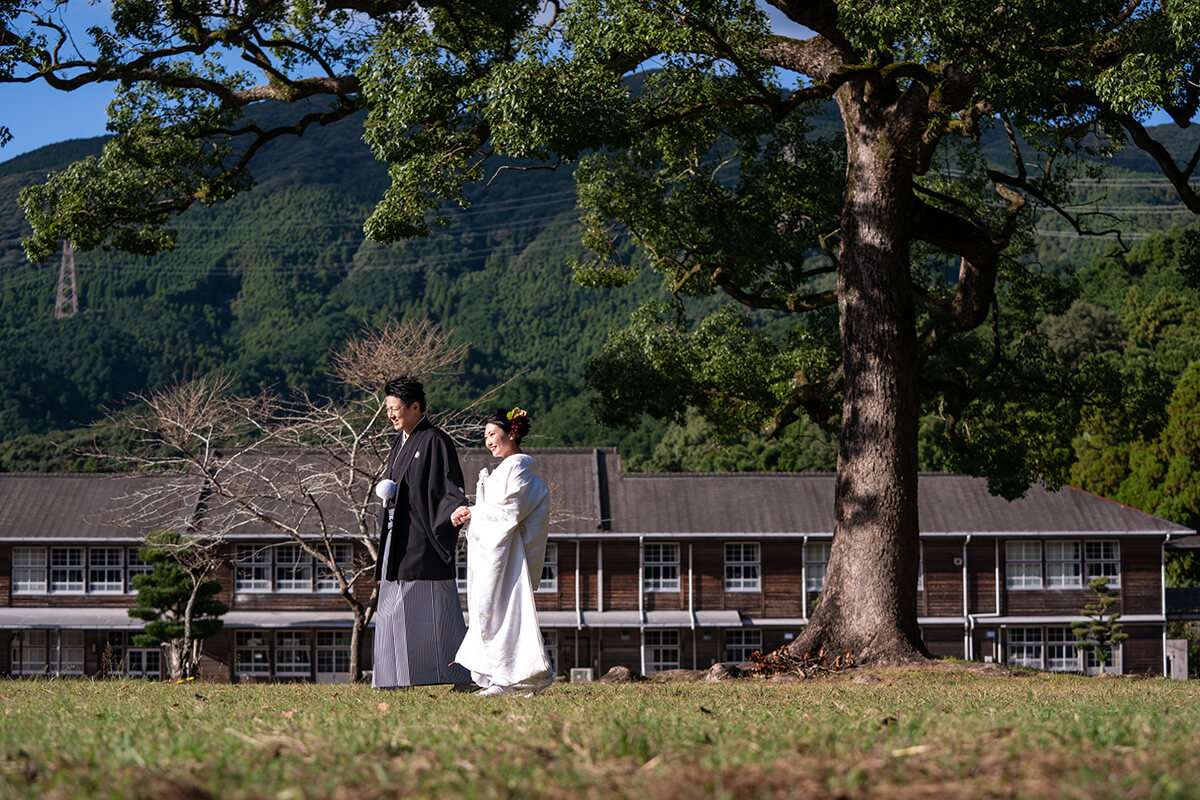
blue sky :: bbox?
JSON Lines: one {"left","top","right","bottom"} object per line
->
{"left": 0, "top": 4, "right": 1181, "bottom": 164}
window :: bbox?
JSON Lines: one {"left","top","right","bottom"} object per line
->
{"left": 1045, "top": 541, "right": 1081, "bottom": 588}
{"left": 275, "top": 545, "right": 314, "bottom": 592}
{"left": 106, "top": 632, "right": 161, "bottom": 679}
{"left": 542, "top": 629, "right": 558, "bottom": 674}
{"left": 724, "top": 543, "right": 761, "bottom": 592}
{"left": 1005, "top": 542, "right": 1043, "bottom": 589}
{"left": 1007, "top": 627, "right": 1043, "bottom": 668}
{"left": 127, "top": 547, "right": 153, "bottom": 593}
{"left": 49, "top": 547, "right": 85, "bottom": 593}
{"left": 89, "top": 547, "right": 125, "bottom": 594}
{"left": 917, "top": 543, "right": 924, "bottom": 592}
{"left": 644, "top": 630, "right": 680, "bottom": 674}
{"left": 12, "top": 547, "right": 46, "bottom": 594}
{"left": 1046, "top": 627, "right": 1080, "bottom": 672}
{"left": 235, "top": 545, "right": 271, "bottom": 592}
{"left": 537, "top": 543, "right": 559, "bottom": 592}
{"left": 235, "top": 631, "right": 271, "bottom": 676}
{"left": 275, "top": 632, "right": 312, "bottom": 677}
{"left": 10, "top": 630, "right": 48, "bottom": 675}
{"left": 1007, "top": 540, "right": 1122, "bottom": 591}
{"left": 316, "top": 632, "right": 351, "bottom": 680}
{"left": 1084, "top": 644, "right": 1123, "bottom": 675}
{"left": 455, "top": 541, "right": 468, "bottom": 594}
{"left": 1085, "top": 541, "right": 1121, "bottom": 588}
{"left": 805, "top": 541, "right": 831, "bottom": 592}
{"left": 643, "top": 543, "right": 680, "bottom": 592}
{"left": 724, "top": 629, "right": 762, "bottom": 664}
{"left": 315, "top": 543, "right": 353, "bottom": 593}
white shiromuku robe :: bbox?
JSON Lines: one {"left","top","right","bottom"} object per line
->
{"left": 454, "top": 453, "right": 553, "bottom": 694}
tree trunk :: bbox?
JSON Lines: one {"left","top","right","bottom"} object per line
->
{"left": 787, "top": 82, "right": 930, "bottom": 666}
{"left": 165, "top": 641, "right": 186, "bottom": 682}
{"left": 182, "top": 582, "right": 198, "bottom": 679}
{"left": 350, "top": 606, "right": 367, "bottom": 683}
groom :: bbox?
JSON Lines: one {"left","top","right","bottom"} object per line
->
{"left": 372, "top": 375, "right": 471, "bottom": 688}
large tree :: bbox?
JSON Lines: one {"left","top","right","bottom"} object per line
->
{"left": 3, "top": 0, "right": 1200, "bottom": 665}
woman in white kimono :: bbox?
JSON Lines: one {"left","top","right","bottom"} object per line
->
{"left": 451, "top": 408, "right": 553, "bottom": 696}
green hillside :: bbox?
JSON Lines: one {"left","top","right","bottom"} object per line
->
{"left": 1, "top": 110, "right": 1198, "bottom": 482}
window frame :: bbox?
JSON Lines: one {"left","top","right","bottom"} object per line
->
{"left": 537, "top": 542, "right": 559, "bottom": 593}
{"left": 724, "top": 542, "right": 762, "bottom": 592}
{"left": 724, "top": 629, "right": 762, "bottom": 664}
{"left": 644, "top": 629, "right": 680, "bottom": 674}
{"left": 805, "top": 540, "right": 831, "bottom": 593}
{"left": 643, "top": 542, "right": 681, "bottom": 593}
{"left": 12, "top": 546, "right": 47, "bottom": 594}
{"left": 49, "top": 547, "right": 85, "bottom": 594}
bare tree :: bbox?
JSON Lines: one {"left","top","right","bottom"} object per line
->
{"left": 108, "top": 318, "right": 504, "bottom": 682}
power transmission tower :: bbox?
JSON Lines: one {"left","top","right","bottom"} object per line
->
{"left": 54, "top": 241, "right": 78, "bottom": 319}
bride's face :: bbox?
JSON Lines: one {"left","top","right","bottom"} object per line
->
{"left": 484, "top": 422, "right": 518, "bottom": 458}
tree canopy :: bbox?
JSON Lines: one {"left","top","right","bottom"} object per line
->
{"left": 4, "top": 0, "right": 1200, "bottom": 664}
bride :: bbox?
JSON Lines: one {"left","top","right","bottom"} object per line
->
{"left": 451, "top": 408, "right": 553, "bottom": 696}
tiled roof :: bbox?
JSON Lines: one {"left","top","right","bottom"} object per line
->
{"left": 608, "top": 472, "right": 1193, "bottom": 536}
{"left": 2, "top": 450, "right": 1191, "bottom": 542}
{"left": 0, "top": 472, "right": 203, "bottom": 541}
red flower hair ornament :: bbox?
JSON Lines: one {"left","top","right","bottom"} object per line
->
{"left": 506, "top": 407, "right": 531, "bottom": 440}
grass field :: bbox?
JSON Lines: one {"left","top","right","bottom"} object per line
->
{"left": 2, "top": 665, "right": 1199, "bottom": 799}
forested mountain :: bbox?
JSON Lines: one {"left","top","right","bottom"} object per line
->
{"left": 1, "top": 109, "right": 1198, "bottom": 519}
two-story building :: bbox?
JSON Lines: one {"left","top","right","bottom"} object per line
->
{"left": 2, "top": 448, "right": 1193, "bottom": 680}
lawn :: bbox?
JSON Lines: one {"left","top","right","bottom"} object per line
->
{"left": 1, "top": 665, "right": 1198, "bottom": 799}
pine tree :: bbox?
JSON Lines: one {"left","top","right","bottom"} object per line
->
{"left": 127, "top": 530, "right": 227, "bottom": 681}
{"left": 1071, "top": 576, "right": 1128, "bottom": 674}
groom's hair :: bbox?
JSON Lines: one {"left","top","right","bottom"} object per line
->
{"left": 384, "top": 376, "right": 426, "bottom": 412}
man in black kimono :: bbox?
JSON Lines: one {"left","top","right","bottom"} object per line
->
{"left": 372, "top": 375, "right": 472, "bottom": 687}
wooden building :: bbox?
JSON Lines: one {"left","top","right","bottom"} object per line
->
{"left": 1, "top": 448, "right": 1193, "bottom": 680}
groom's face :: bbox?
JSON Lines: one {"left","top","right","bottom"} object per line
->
{"left": 385, "top": 396, "right": 423, "bottom": 434}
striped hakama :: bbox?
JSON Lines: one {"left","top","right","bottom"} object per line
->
{"left": 372, "top": 536, "right": 470, "bottom": 688}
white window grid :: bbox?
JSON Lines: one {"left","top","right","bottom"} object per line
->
{"left": 275, "top": 632, "right": 312, "bottom": 676}
{"left": 1006, "top": 627, "right": 1043, "bottom": 668}
{"left": 126, "top": 547, "right": 153, "bottom": 593}
{"left": 1045, "top": 541, "right": 1082, "bottom": 588}
{"left": 1084, "top": 540, "right": 1121, "bottom": 588}
{"left": 1084, "top": 644, "right": 1123, "bottom": 675}
{"left": 235, "top": 631, "right": 272, "bottom": 676}
{"left": 49, "top": 547, "right": 85, "bottom": 593}
{"left": 644, "top": 629, "right": 680, "bottom": 674}
{"left": 805, "top": 541, "right": 831, "bottom": 592}
{"left": 542, "top": 629, "right": 558, "bottom": 674}
{"left": 917, "top": 543, "right": 924, "bottom": 592}
{"left": 106, "top": 632, "right": 161, "bottom": 679}
{"left": 12, "top": 547, "right": 47, "bottom": 594}
{"left": 724, "top": 629, "right": 762, "bottom": 664}
{"left": 538, "top": 543, "right": 559, "bottom": 593}
{"left": 234, "top": 544, "right": 272, "bottom": 592}
{"left": 275, "top": 545, "right": 314, "bottom": 593}
{"left": 1005, "top": 541, "right": 1043, "bottom": 589}
{"left": 456, "top": 541, "right": 468, "bottom": 594}
{"left": 643, "top": 543, "right": 680, "bottom": 592}
{"left": 316, "top": 632, "right": 351, "bottom": 676}
{"left": 89, "top": 547, "right": 125, "bottom": 594}
{"left": 315, "top": 544, "right": 353, "bottom": 593}
{"left": 724, "top": 543, "right": 761, "bottom": 592}
{"left": 1046, "top": 627, "right": 1080, "bottom": 672}
{"left": 1007, "top": 540, "right": 1122, "bottom": 590}
{"left": 10, "top": 630, "right": 49, "bottom": 675}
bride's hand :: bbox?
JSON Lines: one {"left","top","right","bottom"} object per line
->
{"left": 451, "top": 506, "right": 471, "bottom": 526}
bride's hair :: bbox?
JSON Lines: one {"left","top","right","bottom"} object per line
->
{"left": 485, "top": 408, "right": 531, "bottom": 442}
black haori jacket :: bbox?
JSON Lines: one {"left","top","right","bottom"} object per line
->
{"left": 374, "top": 417, "right": 468, "bottom": 582}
